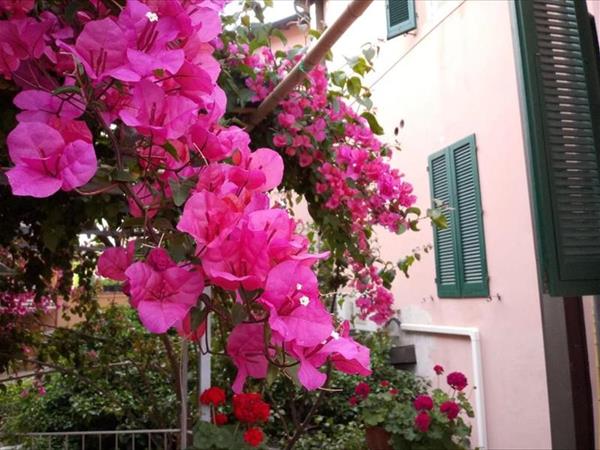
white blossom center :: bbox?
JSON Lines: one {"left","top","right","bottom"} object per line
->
{"left": 299, "top": 295, "right": 310, "bottom": 306}
{"left": 146, "top": 11, "right": 159, "bottom": 22}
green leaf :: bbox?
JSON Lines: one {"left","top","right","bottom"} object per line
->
{"left": 346, "top": 76, "right": 361, "bottom": 97}
{"left": 110, "top": 169, "right": 134, "bottom": 182}
{"left": 406, "top": 207, "right": 421, "bottom": 216}
{"left": 270, "top": 28, "right": 288, "bottom": 45}
{"left": 52, "top": 85, "right": 81, "bottom": 96}
{"left": 169, "top": 178, "right": 195, "bottom": 207}
{"left": 308, "top": 29, "right": 322, "bottom": 39}
{"left": 163, "top": 141, "right": 180, "bottom": 161}
{"left": 331, "top": 71, "right": 346, "bottom": 88}
{"left": 231, "top": 303, "right": 247, "bottom": 325}
{"left": 360, "top": 111, "right": 384, "bottom": 135}
{"left": 191, "top": 306, "right": 209, "bottom": 330}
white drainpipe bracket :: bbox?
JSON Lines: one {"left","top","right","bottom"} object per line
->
{"left": 400, "top": 323, "right": 487, "bottom": 450}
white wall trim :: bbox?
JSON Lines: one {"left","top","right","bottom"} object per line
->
{"left": 401, "top": 323, "right": 487, "bottom": 449}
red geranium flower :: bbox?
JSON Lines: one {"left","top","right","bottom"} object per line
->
{"left": 389, "top": 388, "right": 399, "bottom": 396}
{"left": 380, "top": 380, "right": 390, "bottom": 387}
{"left": 348, "top": 395, "right": 360, "bottom": 406}
{"left": 414, "top": 411, "right": 431, "bottom": 432}
{"left": 243, "top": 427, "right": 264, "bottom": 447}
{"left": 214, "top": 413, "right": 228, "bottom": 426}
{"left": 440, "top": 400, "right": 460, "bottom": 420}
{"left": 433, "top": 364, "right": 444, "bottom": 375}
{"left": 354, "top": 382, "right": 370, "bottom": 398}
{"left": 233, "top": 393, "right": 270, "bottom": 424}
{"left": 447, "top": 372, "right": 468, "bottom": 391}
{"left": 413, "top": 395, "right": 434, "bottom": 411}
{"left": 200, "top": 386, "right": 226, "bottom": 406}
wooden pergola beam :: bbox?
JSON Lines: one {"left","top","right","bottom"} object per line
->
{"left": 245, "top": 0, "right": 373, "bottom": 131}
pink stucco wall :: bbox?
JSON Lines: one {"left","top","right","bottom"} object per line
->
{"left": 324, "top": 1, "right": 552, "bottom": 448}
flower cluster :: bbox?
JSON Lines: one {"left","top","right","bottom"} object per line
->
{"left": 349, "top": 366, "right": 473, "bottom": 447}
{"left": 0, "top": 292, "right": 55, "bottom": 318}
{"left": 199, "top": 387, "right": 270, "bottom": 448}
{"left": 412, "top": 365, "right": 470, "bottom": 434}
{"left": 223, "top": 40, "right": 417, "bottom": 324}
{"left": 0, "top": 0, "right": 372, "bottom": 393}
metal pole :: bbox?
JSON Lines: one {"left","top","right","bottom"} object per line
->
{"left": 198, "top": 312, "right": 212, "bottom": 422}
{"left": 180, "top": 339, "right": 189, "bottom": 448}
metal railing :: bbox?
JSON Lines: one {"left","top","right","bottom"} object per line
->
{"left": 1, "top": 429, "right": 184, "bottom": 450}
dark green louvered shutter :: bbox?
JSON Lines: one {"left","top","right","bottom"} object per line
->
{"left": 430, "top": 150, "right": 461, "bottom": 297}
{"left": 429, "top": 135, "right": 489, "bottom": 298}
{"left": 386, "top": 0, "right": 416, "bottom": 39}
{"left": 452, "top": 136, "right": 489, "bottom": 297}
{"left": 515, "top": 0, "right": 600, "bottom": 295}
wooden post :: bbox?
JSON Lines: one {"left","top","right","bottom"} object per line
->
{"left": 245, "top": 0, "right": 373, "bottom": 131}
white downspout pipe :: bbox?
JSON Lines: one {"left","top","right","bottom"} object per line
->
{"left": 400, "top": 323, "right": 487, "bottom": 450}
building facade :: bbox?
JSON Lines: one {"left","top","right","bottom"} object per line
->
{"left": 280, "top": 0, "right": 600, "bottom": 448}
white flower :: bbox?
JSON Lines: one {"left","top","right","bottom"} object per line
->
{"left": 331, "top": 331, "right": 340, "bottom": 340}
{"left": 299, "top": 295, "right": 310, "bottom": 306}
{"left": 145, "top": 11, "right": 159, "bottom": 22}
{"left": 296, "top": 283, "right": 303, "bottom": 291}
{"left": 109, "top": 123, "right": 117, "bottom": 131}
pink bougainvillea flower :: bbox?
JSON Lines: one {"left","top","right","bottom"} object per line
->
{"left": 97, "top": 241, "right": 135, "bottom": 281}
{"left": 0, "top": 22, "right": 27, "bottom": 78}
{"left": 14, "top": 90, "right": 85, "bottom": 122}
{"left": 168, "top": 61, "right": 214, "bottom": 103}
{"left": 137, "top": 141, "right": 189, "bottom": 172}
{"left": 305, "top": 321, "right": 371, "bottom": 381}
{"left": 0, "top": 0, "right": 35, "bottom": 18}
{"left": 174, "top": 309, "right": 207, "bottom": 343}
{"left": 124, "top": 248, "right": 204, "bottom": 334}
{"left": 0, "top": 17, "right": 50, "bottom": 79}
{"left": 6, "top": 121, "right": 96, "bottom": 197}
{"left": 177, "top": 190, "right": 241, "bottom": 252}
{"left": 127, "top": 182, "right": 161, "bottom": 219}
{"left": 188, "top": 125, "right": 226, "bottom": 163}
{"left": 259, "top": 260, "right": 332, "bottom": 347}
{"left": 115, "top": 0, "right": 185, "bottom": 81}
{"left": 230, "top": 148, "right": 284, "bottom": 193}
{"left": 119, "top": 79, "right": 198, "bottom": 142}
{"left": 64, "top": 18, "right": 129, "bottom": 80}
{"left": 201, "top": 223, "right": 270, "bottom": 291}
{"left": 227, "top": 323, "right": 270, "bottom": 393}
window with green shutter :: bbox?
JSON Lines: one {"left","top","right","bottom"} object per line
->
{"left": 514, "top": 0, "right": 600, "bottom": 296}
{"left": 429, "top": 135, "right": 489, "bottom": 298}
{"left": 386, "top": 0, "right": 416, "bottom": 39}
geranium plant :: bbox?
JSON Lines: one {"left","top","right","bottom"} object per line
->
{"left": 351, "top": 366, "right": 474, "bottom": 450}
{"left": 192, "top": 387, "right": 270, "bottom": 449}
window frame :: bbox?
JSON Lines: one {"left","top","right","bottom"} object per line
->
{"left": 386, "top": 0, "right": 417, "bottom": 39}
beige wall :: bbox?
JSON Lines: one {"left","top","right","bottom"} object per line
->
{"left": 324, "top": 0, "right": 552, "bottom": 448}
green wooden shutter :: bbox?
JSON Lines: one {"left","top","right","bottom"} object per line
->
{"left": 452, "top": 136, "right": 489, "bottom": 297}
{"left": 386, "top": 0, "right": 416, "bottom": 39}
{"left": 429, "top": 135, "right": 488, "bottom": 298}
{"left": 429, "top": 149, "right": 461, "bottom": 297}
{"left": 515, "top": 0, "right": 600, "bottom": 295}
